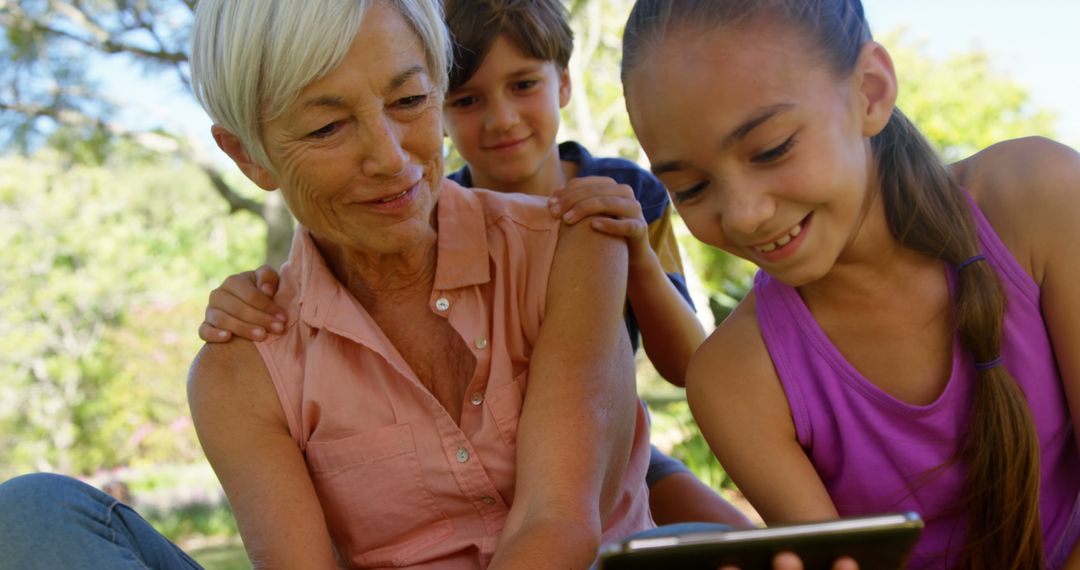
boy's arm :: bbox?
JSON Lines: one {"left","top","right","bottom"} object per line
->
{"left": 199, "top": 265, "right": 286, "bottom": 342}
{"left": 490, "top": 216, "right": 638, "bottom": 569}
{"left": 551, "top": 176, "right": 705, "bottom": 386}
{"left": 627, "top": 203, "right": 707, "bottom": 386}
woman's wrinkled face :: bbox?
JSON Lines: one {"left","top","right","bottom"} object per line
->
{"left": 626, "top": 22, "right": 878, "bottom": 287}
{"left": 259, "top": 2, "right": 444, "bottom": 256}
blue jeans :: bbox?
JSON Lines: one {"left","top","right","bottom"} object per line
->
{"left": 0, "top": 473, "right": 204, "bottom": 569}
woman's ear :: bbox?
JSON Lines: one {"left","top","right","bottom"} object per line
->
{"left": 853, "top": 41, "right": 898, "bottom": 137}
{"left": 211, "top": 125, "right": 279, "bottom": 191}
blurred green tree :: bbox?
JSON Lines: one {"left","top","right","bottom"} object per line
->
{"left": 0, "top": 146, "right": 264, "bottom": 478}
{"left": 0, "top": 0, "right": 294, "bottom": 266}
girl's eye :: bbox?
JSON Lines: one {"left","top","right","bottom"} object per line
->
{"left": 307, "top": 122, "right": 341, "bottom": 139}
{"left": 672, "top": 181, "right": 708, "bottom": 205}
{"left": 752, "top": 135, "right": 797, "bottom": 164}
{"left": 448, "top": 95, "right": 478, "bottom": 109}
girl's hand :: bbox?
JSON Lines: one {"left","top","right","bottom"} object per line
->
{"left": 719, "top": 552, "right": 859, "bottom": 570}
{"left": 199, "top": 265, "right": 285, "bottom": 342}
{"left": 548, "top": 176, "right": 650, "bottom": 258}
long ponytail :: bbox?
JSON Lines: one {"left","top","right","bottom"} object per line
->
{"left": 872, "top": 109, "right": 1043, "bottom": 570}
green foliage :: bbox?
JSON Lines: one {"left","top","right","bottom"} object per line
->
{"left": 885, "top": 33, "right": 1057, "bottom": 161}
{"left": 188, "top": 541, "right": 251, "bottom": 570}
{"left": 0, "top": 150, "right": 265, "bottom": 478}
{"left": 144, "top": 501, "right": 239, "bottom": 542}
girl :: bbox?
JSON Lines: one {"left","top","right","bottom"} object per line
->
{"left": 620, "top": 1, "right": 1080, "bottom": 569}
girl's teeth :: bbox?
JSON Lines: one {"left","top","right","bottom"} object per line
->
{"left": 758, "top": 220, "right": 803, "bottom": 253}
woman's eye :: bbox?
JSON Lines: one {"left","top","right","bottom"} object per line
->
{"left": 395, "top": 94, "right": 429, "bottom": 108}
{"left": 752, "top": 135, "right": 797, "bottom": 164}
{"left": 672, "top": 181, "right": 707, "bottom": 205}
{"left": 307, "top": 122, "right": 341, "bottom": 139}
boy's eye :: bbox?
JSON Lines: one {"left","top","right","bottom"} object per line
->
{"left": 513, "top": 79, "right": 539, "bottom": 91}
{"left": 448, "top": 95, "right": 478, "bottom": 109}
{"left": 752, "top": 135, "right": 797, "bottom": 164}
{"left": 672, "top": 181, "right": 708, "bottom": 205}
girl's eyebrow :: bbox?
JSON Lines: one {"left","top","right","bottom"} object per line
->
{"left": 725, "top": 103, "right": 795, "bottom": 146}
{"left": 651, "top": 103, "right": 795, "bottom": 177}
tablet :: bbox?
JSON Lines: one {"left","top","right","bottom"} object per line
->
{"left": 597, "top": 512, "right": 923, "bottom": 570}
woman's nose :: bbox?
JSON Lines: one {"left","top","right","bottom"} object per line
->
{"left": 358, "top": 117, "right": 407, "bottom": 178}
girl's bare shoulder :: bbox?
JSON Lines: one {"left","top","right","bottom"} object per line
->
{"left": 953, "top": 137, "right": 1080, "bottom": 282}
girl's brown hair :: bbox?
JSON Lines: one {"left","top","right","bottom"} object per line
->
{"left": 621, "top": 2, "right": 1043, "bottom": 568}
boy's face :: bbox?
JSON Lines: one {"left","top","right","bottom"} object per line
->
{"left": 443, "top": 35, "right": 570, "bottom": 193}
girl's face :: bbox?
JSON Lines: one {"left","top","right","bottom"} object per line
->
{"left": 627, "top": 21, "right": 891, "bottom": 287}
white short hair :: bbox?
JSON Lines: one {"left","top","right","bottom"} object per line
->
{"left": 191, "top": 0, "right": 451, "bottom": 169}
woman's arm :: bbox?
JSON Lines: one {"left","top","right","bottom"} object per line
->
{"left": 188, "top": 342, "right": 337, "bottom": 569}
{"left": 489, "top": 215, "right": 637, "bottom": 569}
{"left": 551, "top": 177, "right": 706, "bottom": 385}
{"left": 686, "top": 294, "right": 838, "bottom": 525}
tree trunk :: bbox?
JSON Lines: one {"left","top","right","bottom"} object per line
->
{"left": 263, "top": 191, "right": 295, "bottom": 268}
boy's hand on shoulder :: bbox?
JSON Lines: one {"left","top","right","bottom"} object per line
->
{"left": 548, "top": 176, "right": 651, "bottom": 260}
{"left": 199, "top": 265, "right": 286, "bottom": 343}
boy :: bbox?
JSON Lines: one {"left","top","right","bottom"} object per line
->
{"left": 440, "top": 0, "right": 749, "bottom": 527}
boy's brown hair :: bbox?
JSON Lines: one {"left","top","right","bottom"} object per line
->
{"left": 444, "top": 0, "right": 574, "bottom": 92}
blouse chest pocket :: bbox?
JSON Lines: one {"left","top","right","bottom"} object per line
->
{"left": 486, "top": 372, "right": 526, "bottom": 448}
{"left": 305, "top": 423, "right": 452, "bottom": 567}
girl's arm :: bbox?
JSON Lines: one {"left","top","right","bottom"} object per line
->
{"left": 686, "top": 292, "right": 838, "bottom": 524}
{"left": 490, "top": 215, "right": 638, "bottom": 569}
{"left": 188, "top": 341, "right": 337, "bottom": 569}
{"left": 965, "top": 137, "right": 1080, "bottom": 564}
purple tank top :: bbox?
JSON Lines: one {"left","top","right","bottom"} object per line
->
{"left": 754, "top": 195, "right": 1080, "bottom": 569}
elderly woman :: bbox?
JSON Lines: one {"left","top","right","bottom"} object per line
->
{"left": 187, "top": 0, "right": 653, "bottom": 567}
{"left": 0, "top": 0, "right": 652, "bottom": 568}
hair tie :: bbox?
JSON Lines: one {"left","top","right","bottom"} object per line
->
{"left": 957, "top": 254, "right": 986, "bottom": 271}
{"left": 974, "top": 356, "right": 1003, "bottom": 372}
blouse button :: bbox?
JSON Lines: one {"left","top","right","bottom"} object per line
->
{"left": 474, "top": 337, "right": 488, "bottom": 349}
{"left": 435, "top": 297, "right": 450, "bottom": 312}
{"left": 456, "top": 447, "right": 470, "bottom": 463}
{"left": 481, "top": 496, "right": 497, "bottom": 506}
{"left": 470, "top": 393, "right": 484, "bottom": 406}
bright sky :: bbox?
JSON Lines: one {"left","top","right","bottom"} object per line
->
{"left": 98, "top": 1, "right": 1080, "bottom": 153}
{"left": 863, "top": 0, "right": 1080, "bottom": 147}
